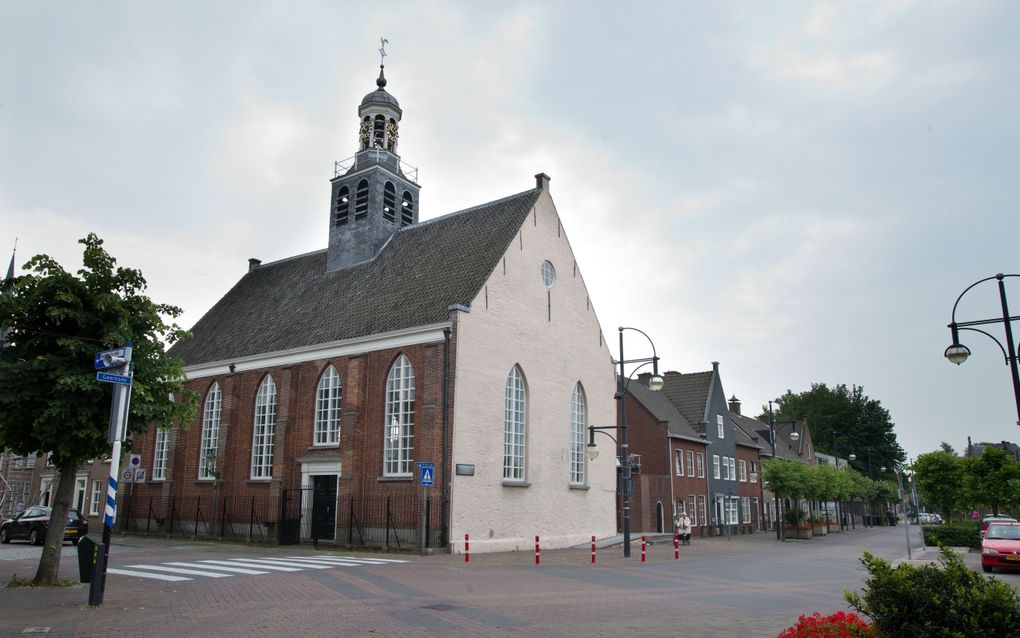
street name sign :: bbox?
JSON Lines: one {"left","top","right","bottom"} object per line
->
{"left": 97, "top": 372, "right": 132, "bottom": 385}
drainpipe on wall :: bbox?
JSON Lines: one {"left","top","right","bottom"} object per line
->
{"left": 441, "top": 325, "right": 452, "bottom": 550}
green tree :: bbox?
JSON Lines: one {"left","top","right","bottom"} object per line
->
{"left": 963, "top": 447, "right": 1020, "bottom": 515}
{"left": 765, "top": 383, "right": 905, "bottom": 479}
{"left": 911, "top": 451, "right": 965, "bottom": 521}
{"left": 0, "top": 234, "right": 197, "bottom": 585}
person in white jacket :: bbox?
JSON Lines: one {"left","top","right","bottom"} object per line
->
{"left": 678, "top": 513, "right": 692, "bottom": 545}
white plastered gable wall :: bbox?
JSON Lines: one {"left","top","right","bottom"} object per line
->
{"left": 449, "top": 186, "right": 617, "bottom": 553}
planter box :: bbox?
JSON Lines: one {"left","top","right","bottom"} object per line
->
{"left": 812, "top": 523, "right": 828, "bottom": 536}
{"left": 783, "top": 525, "right": 813, "bottom": 539}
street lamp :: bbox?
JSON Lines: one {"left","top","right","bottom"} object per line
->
{"left": 944, "top": 273, "right": 1020, "bottom": 426}
{"left": 768, "top": 400, "right": 800, "bottom": 541}
{"left": 587, "top": 326, "right": 663, "bottom": 558}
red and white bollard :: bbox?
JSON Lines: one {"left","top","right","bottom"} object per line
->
{"left": 535, "top": 535, "right": 541, "bottom": 565}
{"left": 641, "top": 535, "right": 647, "bottom": 563}
{"left": 674, "top": 532, "right": 680, "bottom": 560}
{"left": 464, "top": 533, "right": 470, "bottom": 563}
{"left": 591, "top": 535, "right": 597, "bottom": 564}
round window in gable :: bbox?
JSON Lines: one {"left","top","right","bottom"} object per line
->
{"left": 540, "top": 260, "right": 556, "bottom": 288}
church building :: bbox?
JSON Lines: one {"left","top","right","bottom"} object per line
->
{"left": 127, "top": 61, "right": 616, "bottom": 554}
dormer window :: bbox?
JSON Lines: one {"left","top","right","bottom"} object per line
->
{"left": 334, "top": 186, "right": 350, "bottom": 226}
{"left": 355, "top": 180, "right": 369, "bottom": 219}
{"left": 383, "top": 182, "right": 396, "bottom": 222}
{"left": 401, "top": 191, "right": 414, "bottom": 226}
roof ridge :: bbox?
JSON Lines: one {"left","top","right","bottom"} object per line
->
{"left": 410, "top": 188, "right": 540, "bottom": 229}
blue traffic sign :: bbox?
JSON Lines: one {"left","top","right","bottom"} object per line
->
{"left": 96, "top": 371, "right": 132, "bottom": 385}
{"left": 94, "top": 347, "right": 128, "bottom": 370}
{"left": 416, "top": 462, "right": 435, "bottom": 487}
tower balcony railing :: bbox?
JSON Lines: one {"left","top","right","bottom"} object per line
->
{"left": 334, "top": 152, "right": 419, "bottom": 183}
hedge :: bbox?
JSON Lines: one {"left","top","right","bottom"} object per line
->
{"left": 921, "top": 522, "right": 980, "bottom": 549}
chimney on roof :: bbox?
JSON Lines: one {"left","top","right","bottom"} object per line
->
{"left": 535, "top": 173, "right": 551, "bottom": 191}
{"left": 728, "top": 395, "right": 741, "bottom": 415}
{"left": 248, "top": 258, "right": 262, "bottom": 273}
{"left": 711, "top": 361, "right": 719, "bottom": 373}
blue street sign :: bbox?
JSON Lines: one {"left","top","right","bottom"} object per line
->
{"left": 416, "top": 462, "right": 435, "bottom": 487}
{"left": 96, "top": 371, "right": 132, "bottom": 385}
{"left": 94, "top": 348, "right": 128, "bottom": 370}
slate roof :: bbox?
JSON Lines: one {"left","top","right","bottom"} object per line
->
{"left": 729, "top": 412, "right": 765, "bottom": 450}
{"left": 659, "top": 371, "right": 713, "bottom": 427}
{"left": 625, "top": 378, "right": 702, "bottom": 442}
{"left": 753, "top": 420, "right": 803, "bottom": 461}
{"left": 168, "top": 188, "right": 541, "bottom": 366}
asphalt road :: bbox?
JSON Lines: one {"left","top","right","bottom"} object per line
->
{"left": 0, "top": 525, "right": 1006, "bottom": 637}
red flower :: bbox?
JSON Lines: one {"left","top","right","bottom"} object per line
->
{"left": 777, "top": 611, "right": 875, "bottom": 637}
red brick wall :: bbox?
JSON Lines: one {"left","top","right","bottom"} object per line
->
{"left": 622, "top": 393, "right": 672, "bottom": 533}
{"left": 669, "top": 439, "right": 709, "bottom": 535}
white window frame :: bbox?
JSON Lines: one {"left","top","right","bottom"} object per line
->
{"left": 729, "top": 457, "right": 737, "bottom": 481}
{"left": 89, "top": 479, "right": 102, "bottom": 516}
{"left": 503, "top": 366, "right": 527, "bottom": 481}
{"left": 153, "top": 428, "right": 169, "bottom": 480}
{"left": 198, "top": 382, "right": 222, "bottom": 480}
{"left": 383, "top": 355, "right": 415, "bottom": 476}
{"left": 675, "top": 449, "right": 684, "bottom": 476}
{"left": 712, "top": 454, "right": 721, "bottom": 480}
{"left": 741, "top": 496, "right": 751, "bottom": 524}
{"left": 686, "top": 450, "right": 695, "bottom": 477}
{"left": 717, "top": 414, "right": 725, "bottom": 438}
{"left": 13, "top": 457, "right": 22, "bottom": 469}
{"left": 752, "top": 497, "right": 760, "bottom": 529}
{"left": 698, "top": 495, "right": 707, "bottom": 528}
{"left": 696, "top": 452, "right": 705, "bottom": 478}
{"left": 250, "top": 375, "right": 277, "bottom": 480}
{"left": 738, "top": 459, "right": 747, "bottom": 482}
{"left": 727, "top": 498, "right": 739, "bottom": 525}
{"left": 28, "top": 453, "right": 37, "bottom": 468}
{"left": 314, "top": 365, "right": 342, "bottom": 447}
{"left": 74, "top": 477, "right": 87, "bottom": 511}
{"left": 751, "top": 461, "right": 758, "bottom": 483}
{"left": 688, "top": 495, "right": 697, "bottom": 526}
{"left": 569, "top": 383, "right": 586, "bottom": 485}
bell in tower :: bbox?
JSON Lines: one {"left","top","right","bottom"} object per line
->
{"left": 326, "top": 40, "right": 421, "bottom": 272}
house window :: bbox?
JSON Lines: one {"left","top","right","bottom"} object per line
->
{"left": 686, "top": 450, "right": 694, "bottom": 477}
{"left": 383, "top": 182, "right": 397, "bottom": 222}
{"left": 569, "top": 383, "right": 586, "bottom": 485}
{"left": 384, "top": 355, "right": 415, "bottom": 476}
{"left": 717, "top": 414, "right": 725, "bottom": 438}
{"left": 314, "top": 365, "right": 342, "bottom": 447}
{"left": 39, "top": 478, "right": 53, "bottom": 507}
{"left": 738, "top": 459, "right": 747, "bottom": 482}
{"left": 153, "top": 428, "right": 169, "bottom": 480}
{"left": 334, "top": 186, "right": 350, "bottom": 226}
{"left": 198, "top": 382, "right": 222, "bottom": 480}
{"left": 688, "top": 495, "right": 697, "bottom": 526}
{"left": 727, "top": 498, "right": 739, "bottom": 525}
{"left": 696, "top": 452, "right": 705, "bottom": 478}
{"left": 12, "top": 457, "right": 21, "bottom": 469}
{"left": 729, "top": 457, "right": 737, "bottom": 481}
{"left": 74, "top": 477, "right": 87, "bottom": 511}
{"left": 720, "top": 456, "right": 728, "bottom": 480}
{"left": 89, "top": 479, "right": 102, "bottom": 516}
{"left": 503, "top": 366, "right": 527, "bottom": 481}
{"left": 698, "top": 495, "right": 707, "bottom": 527}
{"left": 250, "top": 375, "right": 277, "bottom": 479}
{"left": 752, "top": 497, "right": 760, "bottom": 529}
{"left": 741, "top": 497, "right": 751, "bottom": 524}
{"left": 712, "top": 454, "right": 721, "bottom": 480}
{"left": 541, "top": 261, "right": 556, "bottom": 288}
{"left": 354, "top": 180, "right": 369, "bottom": 219}
{"left": 751, "top": 461, "right": 758, "bottom": 483}
{"left": 675, "top": 449, "right": 684, "bottom": 476}
{"left": 401, "top": 191, "right": 415, "bottom": 226}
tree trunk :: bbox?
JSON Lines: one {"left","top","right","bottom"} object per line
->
{"left": 33, "top": 459, "right": 77, "bottom": 585}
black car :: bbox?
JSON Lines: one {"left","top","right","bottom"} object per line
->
{"left": 0, "top": 506, "right": 89, "bottom": 545}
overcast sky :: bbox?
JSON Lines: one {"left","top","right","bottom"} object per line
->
{"left": 3, "top": 1, "right": 1019, "bottom": 462}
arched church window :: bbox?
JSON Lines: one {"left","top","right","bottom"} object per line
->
{"left": 355, "top": 180, "right": 369, "bottom": 219}
{"left": 401, "top": 191, "right": 414, "bottom": 227}
{"left": 373, "top": 115, "right": 386, "bottom": 149}
{"left": 383, "top": 182, "right": 396, "bottom": 222}
{"left": 334, "top": 186, "right": 350, "bottom": 226}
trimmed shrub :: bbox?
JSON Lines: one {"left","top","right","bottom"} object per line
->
{"left": 845, "top": 547, "right": 1020, "bottom": 637}
{"left": 778, "top": 611, "right": 875, "bottom": 637}
{"left": 922, "top": 522, "right": 980, "bottom": 549}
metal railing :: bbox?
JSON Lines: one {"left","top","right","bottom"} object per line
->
{"left": 334, "top": 154, "right": 419, "bottom": 183}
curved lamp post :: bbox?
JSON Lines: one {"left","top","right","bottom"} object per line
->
{"left": 586, "top": 326, "right": 663, "bottom": 558}
{"left": 945, "top": 273, "right": 1020, "bottom": 426}
{"left": 767, "top": 400, "right": 800, "bottom": 541}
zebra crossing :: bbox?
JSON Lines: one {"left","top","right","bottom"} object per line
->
{"left": 106, "top": 554, "right": 407, "bottom": 582}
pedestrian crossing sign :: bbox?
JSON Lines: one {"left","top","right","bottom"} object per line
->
{"left": 416, "top": 462, "right": 435, "bottom": 487}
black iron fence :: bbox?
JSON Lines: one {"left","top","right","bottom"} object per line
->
{"left": 118, "top": 488, "right": 445, "bottom": 550}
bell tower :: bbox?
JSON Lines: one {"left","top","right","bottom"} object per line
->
{"left": 327, "top": 42, "right": 421, "bottom": 272}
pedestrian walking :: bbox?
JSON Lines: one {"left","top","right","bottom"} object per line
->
{"left": 678, "top": 512, "right": 692, "bottom": 545}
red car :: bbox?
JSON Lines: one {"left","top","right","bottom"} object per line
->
{"left": 980, "top": 514, "right": 1017, "bottom": 539}
{"left": 981, "top": 522, "right": 1020, "bottom": 573}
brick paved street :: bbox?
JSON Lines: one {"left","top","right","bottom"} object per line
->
{"left": 0, "top": 525, "right": 992, "bottom": 637}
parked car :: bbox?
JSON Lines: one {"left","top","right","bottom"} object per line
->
{"left": 0, "top": 506, "right": 88, "bottom": 545}
{"left": 981, "top": 514, "right": 1018, "bottom": 539}
{"left": 981, "top": 522, "right": 1020, "bottom": 573}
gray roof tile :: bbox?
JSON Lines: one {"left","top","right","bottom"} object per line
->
{"left": 660, "top": 371, "right": 713, "bottom": 426}
{"left": 625, "top": 378, "right": 702, "bottom": 441}
{"left": 169, "top": 188, "right": 541, "bottom": 365}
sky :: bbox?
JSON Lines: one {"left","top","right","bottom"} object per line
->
{"left": 2, "top": 1, "right": 1019, "bottom": 463}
